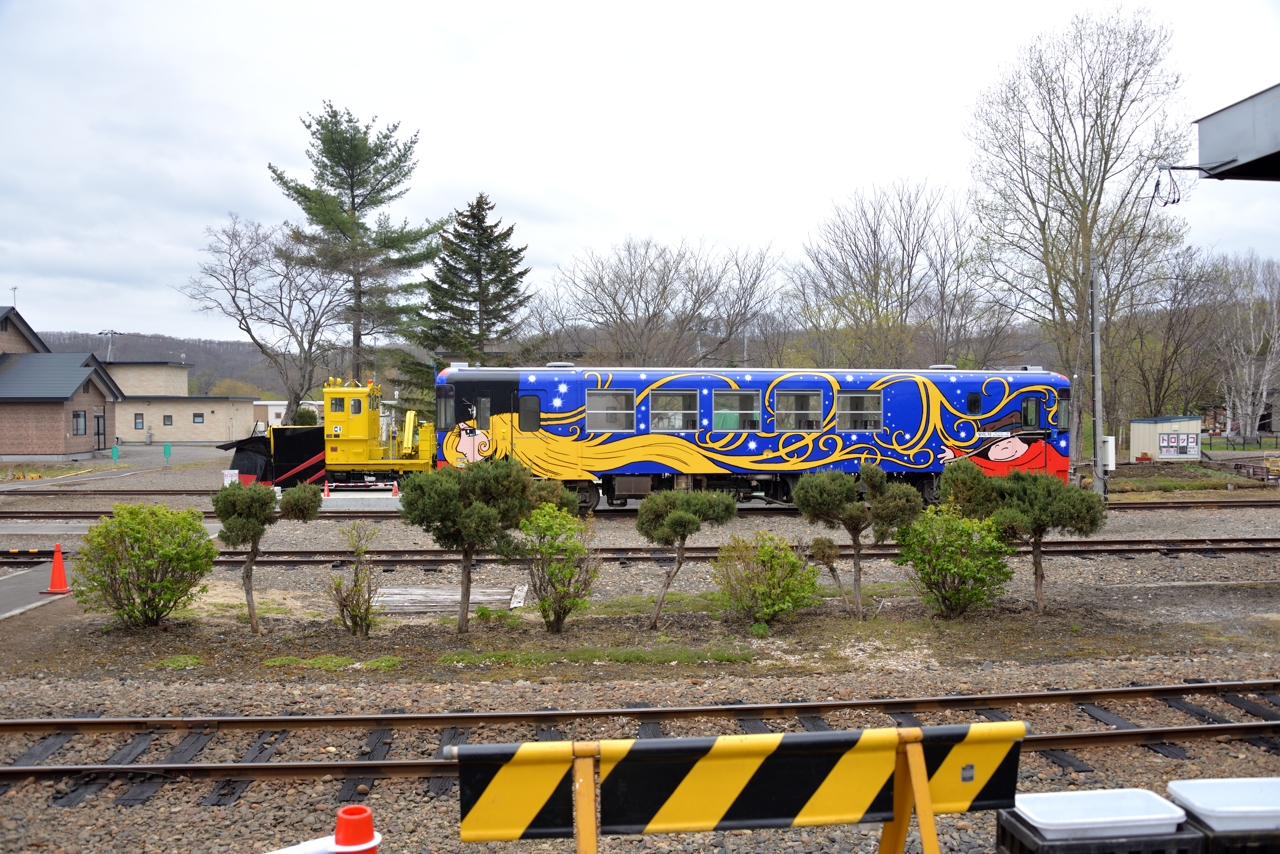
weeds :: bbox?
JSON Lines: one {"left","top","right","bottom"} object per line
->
{"left": 156, "top": 655, "right": 203, "bottom": 669}
{"left": 439, "top": 645, "right": 753, "bottom": 667}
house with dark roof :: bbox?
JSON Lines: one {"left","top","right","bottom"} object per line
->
{"left": 0, "top": 307, "right": 125, "bottom": 461}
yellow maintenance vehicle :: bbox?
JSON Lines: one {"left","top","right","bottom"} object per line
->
{"left": 219, "top": 378, "right": 434, "bottom": 488}
{"left": 321, "top": 377, "right": 433, "bottom": 485}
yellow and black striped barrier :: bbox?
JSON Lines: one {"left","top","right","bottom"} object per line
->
{"left": 454, "top": 721, "right": 1026, "bottom": 854}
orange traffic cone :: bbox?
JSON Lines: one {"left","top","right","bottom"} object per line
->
{"left": 333, "top": 804, "right": 380, "bottom": 852}
{"left": 40, "top": 543, "right": 72, "bottom": 595}
{"left": 390, "top": 480, "right": 399, "bottom": 498}
{"left": 323, "top": 480, "right": 331, "bottom": 498}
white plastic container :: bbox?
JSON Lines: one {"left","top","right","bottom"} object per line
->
{"left": 222, "top": 469, "right": 239, "bottom": 487}
{"left": 1014, "top": 789, "right": 1186, "bottom": 840}
{"left": 1166, "top": 778, "right": 1280, "bottom": 832}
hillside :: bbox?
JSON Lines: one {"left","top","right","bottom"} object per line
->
{"left": 39, "top": 331, "right": 286, "bottom": 396}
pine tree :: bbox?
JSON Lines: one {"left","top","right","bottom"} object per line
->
{"left": 405, "top": 193, "right": 532, "bottom": 369}
{"left": 269, "top": 102, "right": 446, "bottom": 380}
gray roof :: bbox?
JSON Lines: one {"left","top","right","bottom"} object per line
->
{"left": 0, "top": 353, "right": 125, "bottom": 402}
{"left": 0, "top": 307, "right": 51, "bottom": 353}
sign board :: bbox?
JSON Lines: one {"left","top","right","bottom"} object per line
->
{"left": 1158, "top": 432, "right": 1200, "bottom": 459}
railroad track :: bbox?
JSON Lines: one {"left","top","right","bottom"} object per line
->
{"left": 7, "top": 536, "right": 1280, "bottom": 569}
{"left": 0, "top": 680, "right": 1276, "bottom": 803}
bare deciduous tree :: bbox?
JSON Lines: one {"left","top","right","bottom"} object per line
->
{"left": 789, "top": 182, "right": 938, "bottom": 368}
{"left": 1217, "top": 252, "right": 1280, "bottom": 443}
{"left": 182, "top": 215, "right": 349, "bottom": 424}
{"left": 551, "top": 238, "right": 775, "bottom": 367}
{"left": 969, "top": 8, "right": 1185, "bottom": 461}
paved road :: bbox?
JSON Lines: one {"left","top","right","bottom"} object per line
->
{"left": 0, "top": 561, "right": 68, "bottom": 621}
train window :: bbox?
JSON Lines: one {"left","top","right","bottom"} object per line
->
{"left": 330, "top": 397, "right": 345, "bottom": 413}
{"left": 776, "top": 391, "right": 823, "bottom": 431}
{"left": 350, "top": 397, "right": 362, "bottom": 415}
{"left": 475, "top": 394, "right": 490, "bottom": 429}
{"left": 713, "top": 390, "right": 761, "bottom": 431}
{"left": 586, "top": 390, "right": 635, "bottom": 432}
{"left": 436, "top": 384, "right": 456, "bottom": 431}
{"left": 518, "top": 395, "right": 541, "bottom": 432}
{"left": 967, "top": 392, "right": 982, "bottom": 415}
{"left": 1021, "top": 397, "right": 1040, "bottom": 429}
{"left": 836, "top": 392, "right": 881, "bottom": 430}
{"left": 651, "top": 391, "right": 699, "bottom": 431}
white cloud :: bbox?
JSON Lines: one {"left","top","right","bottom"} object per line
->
{"left": 0, "top": 0, "right": 1277, "bottom": 340}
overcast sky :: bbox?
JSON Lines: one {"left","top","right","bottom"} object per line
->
{"left": 1, "top": 1, "right": 1278, "bottom": 342}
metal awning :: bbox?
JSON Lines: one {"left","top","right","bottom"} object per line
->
{"left": 1194, "top": 82, "right": 1280, "bottom": 181}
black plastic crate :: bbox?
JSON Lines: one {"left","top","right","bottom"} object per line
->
{"left": 1184, "top": 815, "right": 1280, "bottom": 854}
{"left": 997, "top": 808, "right": 1204, "bottom": 854}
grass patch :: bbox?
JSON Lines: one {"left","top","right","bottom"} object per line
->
{"left": 306, "top": 655, "right": 355, "bottom": 671}
{"left": 586, "top": 591, "right": 724, "bottom": 617}
{"left": 439, "top": 644, "right": 753, "bottom": 668}
{"left": 359, "top": 655, "right": 403, "bottom": 671}
{"left": 1110, "top": 476, "right": 1268, "bottom": 493}
{"left": 156, "top": 655, "right": 203, "bottom": 669}
{"left": 263, "top": 656, "right": 305, "bottom": 667}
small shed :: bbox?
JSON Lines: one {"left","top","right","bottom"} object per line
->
{"left": 1130, "top": 417, "right": 1202, "bottom": 461}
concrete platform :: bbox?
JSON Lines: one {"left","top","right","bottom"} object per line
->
{"left": 317, "top": 492, "right": 402, "bottom": 511}
{"left": 0, "top": 561, "right": 69, "bottom": 621}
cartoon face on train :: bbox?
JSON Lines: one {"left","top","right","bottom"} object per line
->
{"left": 434, "top": 368, "right": 1070, "bottom": 481}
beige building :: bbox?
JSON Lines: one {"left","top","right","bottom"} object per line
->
{"left": 108, "top": 361, "right": 255, "bottom": 445}
{"left": 125, "top": 397, "right": 256, "bottom": 444}
{"left": 104, "top": 361, "right": 190, "bottom": 396}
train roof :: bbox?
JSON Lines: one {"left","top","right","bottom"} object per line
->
{"left": 436, "top": 365, "right": 1068, "bottom": 380}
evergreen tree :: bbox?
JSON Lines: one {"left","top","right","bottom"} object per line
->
{"left": 403, "top": 193, "right": 532, "bottom": 372}
{"left": 269, "top": 102, "right": 446, "bottom": 380}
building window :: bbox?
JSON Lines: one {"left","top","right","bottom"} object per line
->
{"left": 836, "top": 392, "right": 881, "bottom": 431}
{"left": 273, "top": 411, "right": 282, "bottom": 420}
{"left": 330, "top": 397, "right": 345, "bottom": 412}
{"left": 518, "top": 395, "right": 541, "bottom": 432}
{"left": 775, "top": 391, "right": 823, "bottom": 431}
{"left": 83, "top": 381, "right": 91, "bottom": 394}
{"left": 134, "top": 413, "right": 144, "bottom": 430}
{"left": 163, "top": 415, "right": 173, "bottom": 426}
{"left": 72, "top": 411, "right": 86, "bottom": 435}
{"left": 713, "top": 390, "right": 761, "bottom": 431}
{"left": 651, "top": 391, "right": 699, "bottom": 431}
{"left": 193, "top": 413, "right": 204, "bottom": 424}
{"left": 586, "top": 390, "right": 635, "bottom": 432}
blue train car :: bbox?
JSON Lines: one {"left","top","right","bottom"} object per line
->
{"left": 434, "top": 364, "right": 1071, "bottom": 510}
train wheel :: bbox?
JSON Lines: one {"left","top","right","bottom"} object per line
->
{"left": 916, "top": 475, "right": 941, "bottom": 505}
{"left": 574, "top": 481, "right": 601, "bottom": 514}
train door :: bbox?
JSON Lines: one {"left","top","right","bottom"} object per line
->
{"left": 1020, "top": 395, "right": 1049, "bottom": 473}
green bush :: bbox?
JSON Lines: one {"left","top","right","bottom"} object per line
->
{"left": 894, "top": 506, "right": 1014, "bottom": 619}
{"left": 519, "top": 503, "right": 600, "bottom": 633}
{"left": 329, "top": 520, "right": 381, "bottom": 638}
{"left": 72, "top": 504, "right": 218, "bottom": 627}
{"left": 279, "top": 482, "right": 323, "bottom": 521}
{"left": 291, "top": 407, "right": 318, "bottom": 426}
{"left": 712, "top": 531, "right": 819, "bottom": 625}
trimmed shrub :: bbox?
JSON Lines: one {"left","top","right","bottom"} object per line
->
{"left": 279, "top": 482, "right": 323, "bottom": 521}
{"left": 894, "top": 506, "right": 1014, "bottom": 619}
{"left": 73, "top": 503, "right": 218, "bottom": 627}
{"left": 636, "top": 490, "right": 737, "bottom": 629}
{"left": 291, "top": 407, "right": 318, "bottom": 426}
{"left": 329, "top": 520, "right": 381, "bottom": 638}
{"left": 212, "top": 482, "right": 280, "bottom": 634}
{"left": 713, "top": 531, "right": 819, "bottom": 625}
{"left": 519, "top": 503, "right": 600, "bottom": 633}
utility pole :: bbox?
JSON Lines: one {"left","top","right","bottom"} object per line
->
{"left": 1090, "top": 254, "right": 1106, "bottom": 499}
